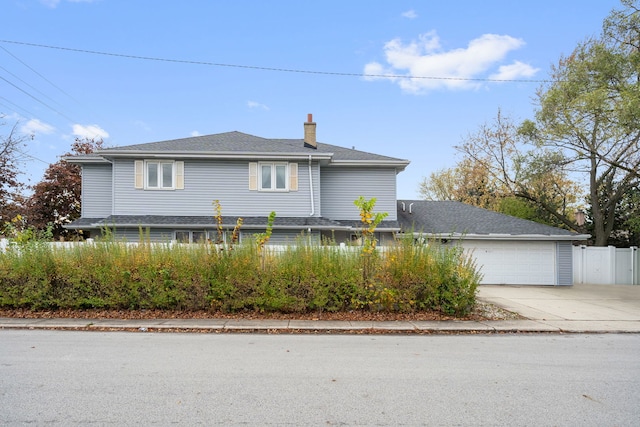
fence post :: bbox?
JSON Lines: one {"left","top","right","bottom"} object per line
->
{"left": 579, "top": 245, "right": 587, "bottom": 285}
{"left": 632, "top": 247, "right": 638, "bottom": 286}
{"left": 607, "top": 246, "right": 617, "bottom": 285}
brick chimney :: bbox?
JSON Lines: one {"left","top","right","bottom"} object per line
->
{"left": 304, "top": 113, "right": 317, "bottom": 149}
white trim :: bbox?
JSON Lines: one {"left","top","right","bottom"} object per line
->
{"left": 258, "top": 161, "right": 289, "bottom": 192}
{"left": 399, "top": 232, "right": 590, "bottom": 241}
{"left": 144, "top": 160, "right": 176, "bottom": 190}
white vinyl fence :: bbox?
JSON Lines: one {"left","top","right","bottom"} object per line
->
{"left": 573, "top": 245, "right": 639, "bottom": 285}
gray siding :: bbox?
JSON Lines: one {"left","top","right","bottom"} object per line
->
{"left": 320, "top": 167, "right": 398, "bottom": 220}
{"left": 108, "top": 227, "right": 172, "bottom": 242}
{"left": 113, "top": 159, "right": 320, "bottom": 217}
{"left": 253, "top": 230, "right": 318, "bottom": 245}
{"left": 557, "top": 241, "right": 573, "bottom": 285}
{"left": 82, "top": 164, "right": 113, "bottom": 217}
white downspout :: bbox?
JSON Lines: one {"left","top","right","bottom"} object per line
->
{"left": 308, "top": 155, "right": 315, "bottom": 216}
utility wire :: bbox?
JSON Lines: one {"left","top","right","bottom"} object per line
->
{"left": 0, "top": 65, "right": 65, "bottom": 110}
{"left": 0, "top": 44, "right": 81, "bottom": 104}
{"left": 0, "top": 39, "right": 552, "bottom": 83}
{"left": 0, "top": 96, "right": 38, "bottom": 118}
{"left": 0, "top": 75, "right": 75, "bottom": 122}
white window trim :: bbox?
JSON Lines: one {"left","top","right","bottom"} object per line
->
{"left": 136, "top": 160, "right": 184, "bottom": 190}
{"left": 174, "top": 230, "right": 239, "bottom": 244}
{"left": 175, "top": 230, "right": 209, "bottom": 244}
{"left": 258, "top": 161, "right": 289, "bottom": 192}
{"left": 145, "top": 160, "right": 175, "bottom": 190}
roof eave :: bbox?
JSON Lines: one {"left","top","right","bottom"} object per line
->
{"left": 63, "top": 156, "right": 111, "bottom": 164}
{"left": 400, "top": 232, "right": 591, "bottom": 241}
{"left": 96, "top": 150, "right": 334, "bottom": 160}
{"left": 329, "top": 159, "right": 410, "bottom": 170}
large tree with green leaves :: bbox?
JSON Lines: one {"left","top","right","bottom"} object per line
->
{"left": 521, "top": 0, "right": 640, "bottom": 245}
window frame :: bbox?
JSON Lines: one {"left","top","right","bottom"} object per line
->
{"left": 174, "top": 230, "right": 240, "bottom": 244}
{"left": 258, "top": 162, "right": 289, "bottom": 192}
{"left": 145, "top": 160, "right": 175, "bottom": 190}
{"left": 174, "top": 230, "right": 209, "bottom": 244}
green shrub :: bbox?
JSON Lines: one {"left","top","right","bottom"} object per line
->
{"left": 0, "top": 235, "right": 481, "bottom": 316}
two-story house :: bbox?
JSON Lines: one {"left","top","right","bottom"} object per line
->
{"left": 66, "top": 115, "right": 588, "bottom": 286}
{"left": 65, "top": 115, "right": 410, "bottom": 245}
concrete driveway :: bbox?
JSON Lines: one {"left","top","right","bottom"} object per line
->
{"left": 477, "top": 283, "right": 640, "bottom": 332}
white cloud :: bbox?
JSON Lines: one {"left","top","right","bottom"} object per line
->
{"left": 132, "top": 120, "right": 151, "bottom": 132}
{"left": 489, "top": 60, "right": 539, "bottom": 81}
{"left": 72, "top": 124, "right": 109, "bottom": 139}
{"left": 401, "top": 10, "right": 418, "bottom": 19}
{"left": 190, "top": 130, "right": 202, "bottom": 137}
{"left": 41, "top": 0, "right": 98, "bottom": 8}
{"left": 363, "top": 31, "right": 537, "bottom": 94}
{"left": 21, "top": 119, "right": 55, "bottom": 136}
{"left": 247, "top": 101, "right": 270, "bottom": 111}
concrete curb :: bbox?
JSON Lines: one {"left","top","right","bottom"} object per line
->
{"left": 2, "top": 317, "right": 639, "bottom": 334}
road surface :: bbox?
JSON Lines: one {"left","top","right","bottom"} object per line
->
{"left": 1, "top": 330, "right": 638, "bottom": 425}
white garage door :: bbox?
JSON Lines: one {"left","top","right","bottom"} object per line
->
{"left": 461, "top": 241, "right": 557, "bottom": 285}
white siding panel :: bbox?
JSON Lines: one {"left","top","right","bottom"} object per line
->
{"left": 462, "top": 240, "right": 556, "bottom": 285}
{"left": 82, "top": 164, "right": 112, "bottom": 217}
{"left": 113, "top": 159, "right": 320, "bottom": 217}
{"left": 320, "top": 167, "right": 397, "bottom": 220}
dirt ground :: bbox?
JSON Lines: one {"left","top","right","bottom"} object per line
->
{"left": 0, "top": 300, "right": 523, "bottom": 322}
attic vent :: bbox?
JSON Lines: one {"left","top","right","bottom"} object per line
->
{"left": 304, "top": 114, "right": 317, "bottom": 149}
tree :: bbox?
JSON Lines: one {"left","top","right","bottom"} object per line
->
{"left": 0, "top": 116, "right": 28, "bottom": 225}
{"left": 419, "top": 158, "right": 506, "bottom": 210}
{"left": 521, "top": 0, "right": 640, "bottom": 245}
{"left": 27, "top": 138, "right": 103, "bottom": 239}
{"left": 454, "top": 110, "right": 582, "bottom": 229}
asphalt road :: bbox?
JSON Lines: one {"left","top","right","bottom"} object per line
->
{"left": 1, "top": 330, "right": 638, "bottom": 426}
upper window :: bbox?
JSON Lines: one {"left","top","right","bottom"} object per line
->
{"left": 134, "top": 160, "right": 184, "bottom": 190}
{"left": 259, "top": 162, "right": 288, "bottom": 191}
{"left": 147, "top": 161, "right": 174, "bottom": 189}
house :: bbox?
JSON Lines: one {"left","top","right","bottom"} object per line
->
{"left": 396, "top": 200, "right": 590, "bottom": 285}
{"left": 65, "top": 114, "right": 410, "bottom": 245}
{"left": 65, "top": 115, "right": 589, "bottom": 285}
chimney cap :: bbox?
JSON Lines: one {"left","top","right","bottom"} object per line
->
{"left": 307, "top": 113, "right": 314, "bottom": 123}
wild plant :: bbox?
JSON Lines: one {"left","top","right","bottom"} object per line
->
{"left": 353, "top": 196, "right": 388, "bottom": 282}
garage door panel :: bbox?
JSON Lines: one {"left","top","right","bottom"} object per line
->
{"left": 462, "top": 241, "right": 556, "bottom": 285}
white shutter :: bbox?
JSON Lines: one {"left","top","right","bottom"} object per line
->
{"left": 134, "top": 160, "right": 144, "bottom": 189}
{"left": 175, "top": 161, "right": 184, "bottom": 189}
{"left": 249, "top": 162, "right": 258, "bottom": 190}
{"left": 289, "top": 163, "right": 298, "bottom": 191}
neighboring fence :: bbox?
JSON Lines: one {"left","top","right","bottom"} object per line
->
{"left": 573, "top": 245, "right": 639, "bottom": 285}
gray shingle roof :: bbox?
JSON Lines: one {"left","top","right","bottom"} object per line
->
{"left": 397, "top": 200, "right": 580, "bottom": 237}
{"left": 66, "top": 215, "right": 400, "bottom": 231}
{"left": 91, "top": 131, "right": 407, "bottom": 163}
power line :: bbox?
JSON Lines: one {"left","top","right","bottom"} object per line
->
{"left": 0, "top": 96, "right": 38, "bottom": 118}
{"left": 0, "top": 39, "right": 552, "bottom": 83}
{"left": 0, "top": 75, "right": 75, "bottom": 122}
{"left": 0, "top": 64, "right": 65, "bottom": 110}
{"left": 0, "top": 44, "right": 81, "bottom": 104}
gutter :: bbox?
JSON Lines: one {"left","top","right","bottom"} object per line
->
{"left": 398, "top": 232, "right": 592, "bottom": 241}
{"left": 308, "top": 155, "right": 315, "bottom": 216}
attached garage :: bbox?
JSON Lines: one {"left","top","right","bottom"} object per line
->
{"left": 460, "top": 240, "right": 556, "bottom": 285}
{"left": 397, "top": 200, "right": 590, "bottom": 286}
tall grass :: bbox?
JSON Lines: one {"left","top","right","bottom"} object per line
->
{"left": 0, "top": 236, "right": 481, "bottom": 316}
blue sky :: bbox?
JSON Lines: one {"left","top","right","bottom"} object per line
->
{"left": 1, "top": 0, "right": 621, "bottom": 199}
